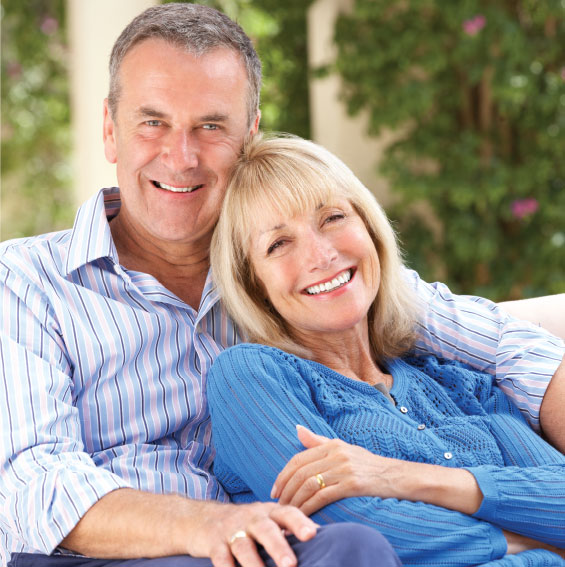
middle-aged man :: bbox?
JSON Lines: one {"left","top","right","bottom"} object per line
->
{"left": 1, "top": 3, "right": 564, "bottom": 567}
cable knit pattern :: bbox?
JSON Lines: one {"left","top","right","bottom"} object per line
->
{"left": 208, "top": 344, "right": 565, "bottom": 567}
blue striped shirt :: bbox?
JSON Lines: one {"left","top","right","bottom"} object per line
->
{"left": 0, "top": 188, "right": 563, "bottom": 561}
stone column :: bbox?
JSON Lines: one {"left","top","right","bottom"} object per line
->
{"left": 68, "top": 0, "right": 156, "bottom": 205}
{"left": 307, "top": 0, "right": 395, "bottom": 204}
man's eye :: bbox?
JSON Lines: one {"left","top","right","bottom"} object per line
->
{"left": 203, "top": 124, "right": 219, "bottom": 130}
{"left": 145, "top": 120, "right": 161, "bottom": 127}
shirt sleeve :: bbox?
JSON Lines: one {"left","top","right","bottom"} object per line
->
{"left": 208, "top": 345, "right": 508, "bottom": 567}
{"left": 0, "top": 262, "right": 131, "bottom": 554}
{"left": 407, "top": 269, "right": 565, "bottom": 429}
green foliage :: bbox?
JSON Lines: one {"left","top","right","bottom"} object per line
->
{"left": 332, "top": 0, "right": 565, "bottom": 299}
{"left": 1, "top": 0, "right": 73, "bottom": 240}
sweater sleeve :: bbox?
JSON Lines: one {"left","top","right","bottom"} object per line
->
{"left": 465, "top": 381, "right": 565, "bottom": 548}
{"left": 207, "top": 345, "right": 509, "bottom": 566}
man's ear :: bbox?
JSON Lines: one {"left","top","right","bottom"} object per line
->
{"left": 103, "top": 99, "right": 118, "bottom": 164}
{"left": 250, "top": 110, "right": 261, "bottom": 136}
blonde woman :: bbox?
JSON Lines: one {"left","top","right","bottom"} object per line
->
{"left": 207, "top": 135, "right": 565, "bottom": 567}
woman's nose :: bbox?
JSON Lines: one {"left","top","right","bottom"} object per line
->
{"left": 306, "top": 233, "right": 338, "bottom": 271}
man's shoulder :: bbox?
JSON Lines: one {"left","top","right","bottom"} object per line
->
{"left": 0, "top": 228, "right": 72, "bottom": 278}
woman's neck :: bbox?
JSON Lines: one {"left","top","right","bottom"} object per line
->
{"left": 297, "top": 325, "right": 392, "bottom": 388}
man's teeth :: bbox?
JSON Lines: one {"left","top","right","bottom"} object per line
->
{"left": 305, "top": 269, "right": 352, "bottom": 295}
{"left": 155, "top": 181, "right": 203, "bottom": 193}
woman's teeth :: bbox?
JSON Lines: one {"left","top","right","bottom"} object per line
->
{"left": 305, "top": 269, "right": 352, "bottom": 295}
{"left": 154, "top": 181, "right": 203, "bottom": 193}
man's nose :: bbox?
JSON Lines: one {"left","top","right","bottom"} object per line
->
{"left": 162, "top": 130, "right": 198, "bottom": 171}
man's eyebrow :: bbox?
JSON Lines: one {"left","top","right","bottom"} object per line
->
{"left": 134, "top": 109, "right": 229, "bottom": 123}
{"left": 136, "top": 107, "right": 168, "bottom": 119}
{"left": 200, "top": 113, "right": 229, "bottom": 123}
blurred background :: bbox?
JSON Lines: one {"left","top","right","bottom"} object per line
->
{"left": 2, "top": 0, "right": 564, "bottom": 300}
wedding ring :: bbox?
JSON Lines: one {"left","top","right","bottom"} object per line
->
{"left": 315, "top": 473, "right": 326, "bottom": 490}
{"left": 228, "top": 530, "right": 249, "bottom": 546}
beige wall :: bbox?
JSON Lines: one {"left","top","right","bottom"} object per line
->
{"left": 308, "top": 0, "right": 395, "bottom": 205}
{"left": 68, "top": 0, "right": 157, "bottom": 206}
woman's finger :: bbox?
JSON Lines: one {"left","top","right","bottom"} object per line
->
{"left": 272, "top": 446, "right": 330, "bottom": 499}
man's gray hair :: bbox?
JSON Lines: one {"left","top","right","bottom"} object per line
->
{"left": 108, "top": 2, "right": 262, "bottom": 126}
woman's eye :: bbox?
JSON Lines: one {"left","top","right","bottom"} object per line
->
{"left": 324, "top": 212, "right": 345, "bottom": 224}
{"left": 267, "top": 240, "right": 285, "bottom": 255}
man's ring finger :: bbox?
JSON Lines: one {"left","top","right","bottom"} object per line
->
{"left": 229, "top": 530, "right": 249, "bottom": 546}
{"left": 315, "top": 473, "right": 326, "bottom": 490}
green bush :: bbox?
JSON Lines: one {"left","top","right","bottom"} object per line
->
{"left": 332, "top": 0, "right": 565, "bottom": 299}
{"left": 1, "top": 0, "right": 73, "bottom": 240}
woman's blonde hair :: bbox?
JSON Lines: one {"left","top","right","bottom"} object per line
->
{"left": 211, "top": 134, "right": 420, "bottom": 363}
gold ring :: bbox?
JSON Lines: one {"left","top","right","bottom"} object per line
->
{"left": 228, "top": 530, "right": 249, "bottom": 546}
{"left": 315, "top": 473, "right": 326, "bottom": 490}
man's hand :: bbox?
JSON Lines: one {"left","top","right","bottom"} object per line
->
{"left": 61, "top": 488, "right": 318, "bottom": 567}
{"left": 188, "top": 499, "right": 318, "bottom": 567}
{"left": 540, "top": 355, "right": 565, "bottom": 453}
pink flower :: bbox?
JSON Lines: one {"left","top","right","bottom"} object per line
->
{"left": 40, "top": 17, "right": 59, "bottom": 35}
{"left": 511, "top": 198, "right": 539, "bottom": 219}
{"left": 463, "top": 15, "right": 486, "bottom": 36}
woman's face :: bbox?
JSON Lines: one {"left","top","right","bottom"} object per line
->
{"left": 249, "top": 199, "right": 381, "bottom": 342}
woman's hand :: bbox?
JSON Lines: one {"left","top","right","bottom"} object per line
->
{"left": 272, "top": 426, "right": 483, "bottom": 517}
{"left": 271, "top": 426, "right": 409, "bottom": 515}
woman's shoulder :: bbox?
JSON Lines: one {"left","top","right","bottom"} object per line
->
{"left": 211, "top": 343, "right": 311, "bottom": 382}
{"left": 208, "top": 343, "right": 315, "bottom": 399}
{"left": 215, "top": 343, "right": 300, "bottom": 366}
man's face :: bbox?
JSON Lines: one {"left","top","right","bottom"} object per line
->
{"left": 103, "top": 38, "right": 259, "bottom": 250}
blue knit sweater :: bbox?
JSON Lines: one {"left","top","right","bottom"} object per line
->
{"left": 207, "top": 344, "right": 565, "bottom": 567}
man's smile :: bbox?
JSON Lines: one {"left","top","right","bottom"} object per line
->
{"left": 152, "top": 180, "right": 204, "bottom": 193}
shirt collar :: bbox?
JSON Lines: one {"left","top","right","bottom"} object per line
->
{"left": 65, "top": 187, "right": 121, "bottom": 276}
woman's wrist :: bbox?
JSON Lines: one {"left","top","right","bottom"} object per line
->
{"left": 391, "top": 462, "right": 484, "bottom": 515}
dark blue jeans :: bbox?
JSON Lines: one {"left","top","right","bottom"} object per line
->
{"left": 8, "top": 523, "right": 401, "bottom": 567}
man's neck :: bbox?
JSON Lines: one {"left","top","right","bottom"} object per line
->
{"left": 110, "top": 216, "right": 211, "bottom": 310}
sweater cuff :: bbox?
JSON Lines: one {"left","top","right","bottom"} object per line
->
{"left": 465, "top": 465, "right": 499, "bottom": 522}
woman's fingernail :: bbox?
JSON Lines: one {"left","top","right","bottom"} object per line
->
{"left": 271, "top": 484, "right": 278, "bottom": 499}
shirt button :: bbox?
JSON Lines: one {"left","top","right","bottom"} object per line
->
{"left": 399, "top": 406, "right": 408, "bottom": 414}
{"left": 444, "top": 452, "right": 453, "bottom": 460}
{"left": 417, "top": 424, "right": 426, "bottom": 430}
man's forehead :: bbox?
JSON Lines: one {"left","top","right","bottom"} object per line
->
{"left": 120, "top": 38, "right": 245, "bottom": 79}
{"left": 116, "top": 39, "right": 249, "bottom": 121}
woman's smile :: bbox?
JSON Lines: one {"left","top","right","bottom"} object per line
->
{"left": 303, "top": 268, "right": 355, "bottom": 296}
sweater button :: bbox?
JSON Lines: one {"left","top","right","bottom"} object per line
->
{"left": 444, "top": 452, "right": 453, "bottom": 460}
{"left": 399, "top": 406, "right": 408, "bottom": 414}
{"left": 417, "top": 424, "right": 426, "bottom": 430}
